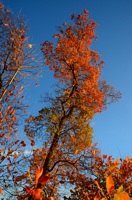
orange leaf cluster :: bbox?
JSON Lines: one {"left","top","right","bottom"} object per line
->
{"left": 25, "top": 167, "right": 50, "bottom": 199}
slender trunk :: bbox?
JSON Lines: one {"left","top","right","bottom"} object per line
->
{"left": 43, "top": 131, "right": 60, "bottom": 175}
{"left": 42, "top": 105, "right": 74, "bottom": 176}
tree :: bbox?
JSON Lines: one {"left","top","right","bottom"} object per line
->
{"left": 24, "top": 9, "right": 121, "bottom": 199}
{"left": 1, "top": 4, "right": 127, "bottom": 200}
{"left": 0, "top": 3, "right": 39, "bottom": 198}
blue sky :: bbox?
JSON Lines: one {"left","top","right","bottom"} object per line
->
{"left": 2, "top": 0, "right": 132, "bottom": 158}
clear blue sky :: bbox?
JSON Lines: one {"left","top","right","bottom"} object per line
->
{"left": 2, "top": 0, "right": 132, "bottom": 158}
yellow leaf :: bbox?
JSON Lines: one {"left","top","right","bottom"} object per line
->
{"left": 28, "top": 44, "right": 33, "bottom": 48}
{"left": 106, "top": 175, "right": 114, "bottom": 195}
{"left": 94, "top": 180, "right": 102, "bottom": 191}
{"left": 27, "top": 168, "right": 32, "bottom": 182}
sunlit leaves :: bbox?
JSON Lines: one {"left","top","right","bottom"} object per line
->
{"left": 35, "top": 167, "right": 43, "bottom": 184}
{"left": 41, "top": 8, "right": 120, "bottom": 126}
{"left": 113, "top": 185, "right": 131, "bottom": 200}
{"left": 25, "top": 167, "right": 50, "bottom": 199}
{"left": 32, "top": 188, "right": 43, "bottom": 200}
{"left": 114, "top": 192, "right": 130, "bottom": 200}
{"left": 106, "top": 175, "right": 115, "bottom": 195}
{"left": 25, "top": 187, "right": 43, "bottom": 200}
{"left": 27, "top": 167, "right": 50, "bottom": 185}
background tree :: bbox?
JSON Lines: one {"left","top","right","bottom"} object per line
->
{"left": 0, "top": 3, "right": 39, "bottom": 198}
{"left": 24, "top": 10, "right": 121, "bottom": 199}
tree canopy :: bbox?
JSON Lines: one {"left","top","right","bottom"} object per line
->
{"left": 1, "top": 4, "right": 131, "bottom": 200}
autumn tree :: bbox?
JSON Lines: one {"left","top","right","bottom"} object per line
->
{"left": 64, "top": 153, "right": 132, "bottom": 200}
{"left": 24, "top": 9, "right": 121, "bottom": 200}
{"left": 0, "top": 3, "right": 39, "bottom": 198}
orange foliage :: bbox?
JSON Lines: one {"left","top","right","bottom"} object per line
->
{"left": 106, "top": 175, "right": 115, "bottom": 195}
{"left": 0, "top": 5, "right": 122, "bottom": 200}
{"left": 114, "top": 192, "right": 131, "bottom": 200}
{"left": 24, "top": 9, "right": 121, "bottom": 200}
{"left": 35, "top": 167, "right": 43, "bottom": 184}
{"left": 41, "top": 9, "right": 104, "bottom": 115}
{"left": 24, "top": 167, "right": 50, "bottom": 199}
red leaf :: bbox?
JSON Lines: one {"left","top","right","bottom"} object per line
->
{"left": 25, "top": 186, "right": 33, "bottom": 194}
{"left": 0, "top": 112, "right": 2, "bottom": 118}
{"left": 21, "top": 141, "right": 26, "bottom": 147}
{"left": 84, "top": 9, "right": 88, "bottom": 15}
{"left": 30, "top": 140, "right": 35, "bottom": 146}
{"left": 5, "top": 97, "right": 8, "bottom": 102}
{"left": 38, "top": 175, "right": 50, "bottom": 184}
{"left": 0, "top": 134, "right": 4, "bottom": 138}
{"left": 94, "top": 193, "right": 100, "bottom": 200}
{"left": 33, "top": 188, "right": 43, "bottom": 199}
{"left": 5, "top": 66, "right": 8, "bottom": 71}
{"left": 15, "top": 174, "right": 27, "bottom": 182}
{"left": 103, "top": 155, "right": 107, "bottom": 159}
{"left": 20, "top": 35, "right": 25, "bottom": 42}
{"left": 15, "top": 140, "right": 20, "bottom": 144}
